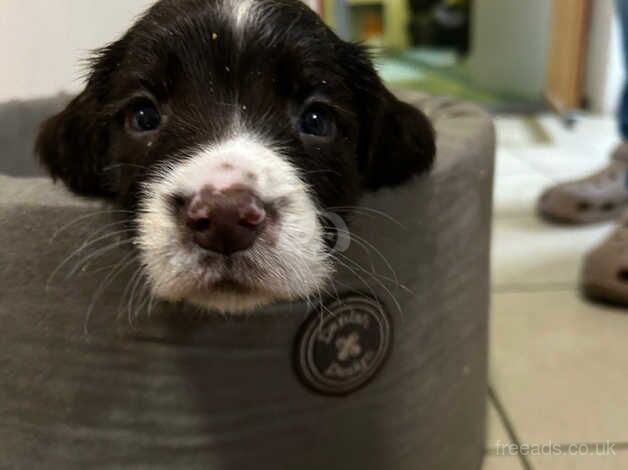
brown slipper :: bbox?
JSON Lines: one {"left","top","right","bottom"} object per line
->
{"left": 538, "top": 143, "right": 628, "bottom": 224}
{"left": 581, "top": 216, "right": 628, "bottom": 306}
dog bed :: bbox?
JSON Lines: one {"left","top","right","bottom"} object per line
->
{"left": 0, "top": 91, "right": 494, "bottom": 470}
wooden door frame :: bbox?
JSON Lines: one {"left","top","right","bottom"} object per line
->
{"left": 545, "top": 0, "right": 592, "bottom": 112}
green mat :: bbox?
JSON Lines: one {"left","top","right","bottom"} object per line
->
{"left": 377, "top": 48, "right": 540, "bottom": 110}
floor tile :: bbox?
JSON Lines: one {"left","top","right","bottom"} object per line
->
{"left": 487, "top": 396, "right": 512, "bottom": 448}
{"left": 492, "top": 217, "right": 613, "bottom": 289}
{"left": 482, "top": 456, "right": 525, "bottom": 469}
{"left": 493, "top": 172, "right": 552, "bottom": 219}
{"left": 536, "top": 114, "right": 619, "bottom": 157}
{"left": 490, "top": 290, "right": 628, "bottom": 444}
{"left": 495, "top": 116, "right": 542, "bottom": 148}
{"left": 495, "top": 147, "right": 544, "bottom": 179}
{"left": 512, "top": 146, "right": 612, "bottom": 180}
{"left": 529, "top": 450, "right": 628, "bottom": 469}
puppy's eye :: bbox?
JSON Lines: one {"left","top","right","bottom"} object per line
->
{"left": 299, "top": 106, "right": 335, "bottom": 137}
{"left": 127, "top": 99, "right": 161, "bottom": 133}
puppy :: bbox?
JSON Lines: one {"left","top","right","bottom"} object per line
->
{"left": 36, "top": 0, "right": 435, "bottom": 313}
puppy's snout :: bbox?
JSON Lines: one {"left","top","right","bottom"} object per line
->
{"left": 185, "top": 185, "right": 266, "bottom": 255}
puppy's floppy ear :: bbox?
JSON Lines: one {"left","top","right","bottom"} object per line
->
{"left": 36, "top": 91, "right": 114, "bottom": 198}
{"left": 35, "top": 39, "right": 127, "bottom": 199}
{"left": 349, "top": 46, "right": 436, "bottom": 190}
{"left": 363, "top": 89, "right": 435, "bottom": 190}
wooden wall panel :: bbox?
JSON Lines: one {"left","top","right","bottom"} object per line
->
{"left": 545, "top": 0, "right": 592, "bottom": 111}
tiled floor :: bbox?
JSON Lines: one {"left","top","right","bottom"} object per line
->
{"left": 483, "top": 113, "right": 628, "bottom": 469}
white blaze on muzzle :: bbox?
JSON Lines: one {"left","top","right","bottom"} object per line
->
{"left": 136, "top": 134, "right": 332, "bottom": 313}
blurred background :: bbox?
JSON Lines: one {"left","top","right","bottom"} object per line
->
{"left": 1, "top": 0, "right": 621, "bottom": 116}
{"left": 312, "top": 0, "right": 621, "bottom": 115}
{"left": 2, "top": 1, "right": 628, "bottom": 469}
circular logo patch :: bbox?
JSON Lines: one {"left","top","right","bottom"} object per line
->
{"left": 296, "top": 295, "right": 392, "bottom": 396}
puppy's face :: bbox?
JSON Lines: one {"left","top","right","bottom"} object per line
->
{"left": 37, "top": 0, "right": 435, "bottom": 313}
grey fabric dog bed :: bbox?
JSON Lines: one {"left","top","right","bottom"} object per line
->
{"left": 0, "top": 91, "right": 494, "bottom": 470}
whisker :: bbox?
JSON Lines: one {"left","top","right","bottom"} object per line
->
{"left": 50, "top": 210, "right": 133, "bottom": 242}
{"left": 102, "top": 162, "right": 149, "bottom": 173}
{"left": 118, "top": 265, "right": 140, "bottom": 317}
{"left": 137, "top": 283, "right": 154, "bottom": 319}
{"left": 327, "top": 206, "right": 407, "bottom": 230}
{"left": 327, "top": 228, "right": 410, "bottom": 294}
{"left": 127, "top": 280, "right": 150, "bottom": 328}
{"left": 78, "top": 260, "right": 133, "bottom": 276}
{"left": 84, "top": 252, "right": 138, "bottom": 337}
{"left": 46, "top": 235, "right": 132, "bottom": 290}
{"left": 127, "top": 267, "right": 148, "bottom": 327}
{"left": 332, "top": 252, "right": 404, "bottom": 320}
{"left": 80, "top": 220, "right": 134, "bottom": 246}
{"left": 300, "top": 169, "right": 342, "bottom": 178}
{"left": 66, "top": 230, "right": 136, "bottom": 279}
{"left": 131, "top": 277, "right": 153, "bottom": 325}
{"left": 146, "top": 289, "right": 158, "bottom": 319}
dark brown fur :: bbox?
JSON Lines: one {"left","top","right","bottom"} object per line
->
{"left": 36, "top": 0, "right": 435, "bottom": 214}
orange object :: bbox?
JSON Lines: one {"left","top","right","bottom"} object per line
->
{"left": 362, "top": 11, "right": 383, "bottom": 41}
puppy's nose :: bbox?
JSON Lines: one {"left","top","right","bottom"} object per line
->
{"left": 185, "top": 185, "right": 266, "bottom": 255}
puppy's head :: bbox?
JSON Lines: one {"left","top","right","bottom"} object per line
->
{"left": 36, "top": 0, "right": 435, "bottom": 313}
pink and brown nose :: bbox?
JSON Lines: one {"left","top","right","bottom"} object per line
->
{"left": 185, "top": 185, "right": 266, "bottom": 255}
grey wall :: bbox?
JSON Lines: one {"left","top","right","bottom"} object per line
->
{"left": 465, "top": 0, "right": 552, "bottom": 100}
{"left": 0, "top": 0, "right": 151, "bottom": 101}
